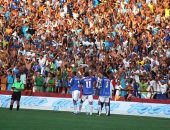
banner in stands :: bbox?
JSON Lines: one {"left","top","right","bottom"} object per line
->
{"left": 0, "top": 94, "right": 170, "bottom": 118}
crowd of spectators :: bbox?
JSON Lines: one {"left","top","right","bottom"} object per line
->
{"left": 0, "top": 0, "right": 169, "bottom": 100}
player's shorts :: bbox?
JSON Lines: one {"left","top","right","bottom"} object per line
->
{"left": 81, "top": 95, "right": 93, "bottom": 102}
{"left": 98, "top": 96, "right": 110, "bottom": 103}
{"left": 11, "top": 92, "right": 21, "bottom": 101}
{"left": 72, "top": 90, "right": 80, "bottom": 101}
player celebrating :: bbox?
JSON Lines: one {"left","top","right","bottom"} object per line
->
{"left": 98, "top": 72, "right": 112, "bottom": 116}
{"left": 79, "top": 71, "right": 96, "bottom": 115}
{"left": 69, "top": 71, "right": 80, "bottom": 114}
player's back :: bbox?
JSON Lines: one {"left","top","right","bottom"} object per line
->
{"left": 99, "top": 77, "right": 110, "bottom": 96}
{"left": 69, "top": 76, "right": 80, "bottom": 91}
{"left": 81, "top": 76, "right": 94, "bottom": 95}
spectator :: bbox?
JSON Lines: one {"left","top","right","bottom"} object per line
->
{"left": 114, "top": 81, "right": 123, "bottom": 101}
{"left": 25, "top": 74, "right": 33, "bottom": 96}
{"left": 55, "top": 67, "right": 62, "bottom": 93}
{"left": 34, "top": 72, "right": 44, "bottom": 92}
{"left": 46, "top": 73, "right": 55, "bottom": 92}
{"left": 125, "top": 82, "right": 133, "bottom": 101}
{"left": 167, "top": 81, "right": 170, "bottom": 99}
{"left": 159, "top": 80, "right": 168, "bottom": 99}
{"left": 139, "top": 79, "right": 149, "bottom": 98}
{"left": 7, "top": 70, "right": 14, "bottom": 91}
{"left": 132, "top": 79, "right": 140, "bottom": 98}
{"left": 20, "top": 70, "right": 26, "bottom": 88}
{"left": 62, "top": 65, "right": 69, "bottom": 94}
{"left": 0, "top": 72, "right": 7, "bottom": 91}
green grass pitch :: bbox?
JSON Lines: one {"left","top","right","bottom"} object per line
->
{"left": 0, "top": 108, "right": 169, "bottom": 130}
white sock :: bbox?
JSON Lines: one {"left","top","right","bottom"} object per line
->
{"left": 98, "top": 105, "right": 101, "bottom": 115}
{"left": 74, "top": 104, "right": 77, "bottom": 113}
{"left": 106, "top": 106, "right": 109, "bottom": 115}
{"left": 89, "top": 104, "right": 93, "bottom": 115}
{"left": 79, "top": 104, "right": 82, "bottom": 112}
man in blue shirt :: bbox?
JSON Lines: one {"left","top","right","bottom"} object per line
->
{"left": 7, "top": 71, "right": 14, "bottom": 91}
{"left": 69, "top": 72, "right": 80, "bottom": 114}
{"left": 98, "top": 72, "right": 111, "bottom": 116}
{"left": 79, "top": 72, "right": 96, "bottom": 115}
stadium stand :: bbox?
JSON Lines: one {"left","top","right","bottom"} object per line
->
{"left": 0, "top": 0, "right": 169, "bottom": 101}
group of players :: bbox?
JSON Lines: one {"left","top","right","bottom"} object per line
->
{"left": 69, "top": 71, "right": 113, "bottom": 116}
{"left": 8, "top": 70, "right": 113, "bottom": 116}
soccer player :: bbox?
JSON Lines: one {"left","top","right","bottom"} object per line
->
{"left": 97, "top": 73, "right": 114, "bottom": 116}
{"left": 98, "top": 72, "right": 111, "bottom": 116}
{"left": 79, "top": 71, "right": 96, "bottom": 115}
{"left": 69, "top": 71, "right": 80, "bottom": 114}
{"left": 9, "top": 75, "right": 24, "bottom": 111}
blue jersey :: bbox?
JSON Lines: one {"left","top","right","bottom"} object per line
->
{"left": 80, "top": 76, "right": 95, "bottom": 95}
{"left": 69, "top": 76, "right": 80, "bottom": 91}
{"left": 99, "top": 77, "right": 111, "bottom": 96}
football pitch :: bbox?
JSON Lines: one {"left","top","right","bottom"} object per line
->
{"left": 0, "top": 108, "right": 169, "bottom": 130}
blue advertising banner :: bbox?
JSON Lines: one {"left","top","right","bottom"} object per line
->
{"left": 0, "top": 94, "right": 170, "bottom": 118}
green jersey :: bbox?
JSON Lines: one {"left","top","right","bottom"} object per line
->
{"left": 12, "top": 81, "right": 24, "bottom": 92}
{"left": 35, "top": 76, "right": 44, "bottom": 86}
{"left": 48, "top": 79, "right": 55, "bottom": 84}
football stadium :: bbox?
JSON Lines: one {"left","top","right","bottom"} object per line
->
{"left": 0, "top": 0, "right": 170, "bottom": 130}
